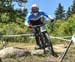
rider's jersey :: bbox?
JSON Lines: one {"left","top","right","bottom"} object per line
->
{"left": 25, "top": 11, "right": 50, "bottom": 26}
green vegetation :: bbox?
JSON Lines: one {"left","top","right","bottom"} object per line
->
{"left": 47, "top": 14, "right": 75, "bottom": 36}
{"left": 0, "top": 0, "right": 30, "bottom": 42}
{"left": 0, "top": 0, "right": 75, "bottom": 62}
{"left": 0, "top": 0, "right": 75, "bottom": 43}
{"left": 55, "top": 3, "right": 65, "bottom": 20}
{"left": 0, "top": 42, "right": 74, "bottom": 62}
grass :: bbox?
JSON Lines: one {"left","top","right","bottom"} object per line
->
{"left": 0, "top": 42, "right": 75, "bottom": 62}
{"left": 61, "top": 45, "right": 75, "bottom": 62}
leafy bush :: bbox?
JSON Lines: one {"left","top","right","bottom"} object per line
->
{"left": 46, "top": 15, "right": 75, "bottom": 37}
{"left": 0, "top": 22, "right": 32, "bottom": 43}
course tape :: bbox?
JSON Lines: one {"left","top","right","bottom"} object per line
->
{"left": 0, "top": 34, "right": 72, "bottom": 42}
{"left": 50, "top": 36, "right": 71, "bottom": 41}
{"left": 0, "top": 34, "right": 33, "bottom": 37}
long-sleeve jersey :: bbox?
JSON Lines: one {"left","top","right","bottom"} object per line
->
{"left": 25, "top": 11, "right": 50, "bottom": 26}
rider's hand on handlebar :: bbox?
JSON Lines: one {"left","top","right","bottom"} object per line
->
{"left": 51, "top": 19, "right": 54, "bottom": 22}
{"left": 28, "top": 25, "right": 32, "bottom": 28}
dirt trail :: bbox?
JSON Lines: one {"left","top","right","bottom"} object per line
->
{"left": 20, "top": 44, "right": 67, "bottom": 53}
{"left": 0, "top": 44, "right": 69, "bottom": 62}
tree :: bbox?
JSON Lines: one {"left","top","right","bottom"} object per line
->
{"left": 71, "top": 0, "right": 75, "bottom": 14}
{"left": 0, "top": 0, "right": 28, "bottom": 42}
{"left": 0, "top": 0, "right": 27, "bottom": 23}
{"left": 55, "top": 3, "right": 65, "bottom": 20}
{"left": 66, "top": 7, "right": 72, "bottom": 19}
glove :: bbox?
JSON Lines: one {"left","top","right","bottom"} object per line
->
{"left": 51, "top": 19, "right": 54, "bottom": 22}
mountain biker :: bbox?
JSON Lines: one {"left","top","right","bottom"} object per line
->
{"left": 25, "top": 4, "right": 53, "bottom": 49}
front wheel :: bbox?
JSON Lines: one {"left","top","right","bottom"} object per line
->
{"left": 39, "top": 32, "right": 47, "bottom": 54}
{"left": 43, "top": 32, "right": 58, "bottom": 57}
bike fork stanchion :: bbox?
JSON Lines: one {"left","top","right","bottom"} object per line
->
{"left": 43, "top": 47, "right": 46, "bottom": 54}
{"left": 42, "top": 40, "right": 46, "bottom": 54}
{"left": 60, "top": 40, "right": 73, "bottom": 62}
{"left": 44, "top": 33, "right": 53, "bottom": 53}
{"left": 39, "top": 34, "right": 46, "bottom": 54}
{"left": 49, "top": 40, "right": 58, "bottom": 57}
{"left": 49, "top": 41, "right": 56, "bottom": 55}
{"left": 44, "top": 33, "right": 58, "bottom": 57}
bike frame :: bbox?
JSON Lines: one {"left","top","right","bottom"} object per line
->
{"left": 32, "top": 24, "right": 58, "bottom": 57}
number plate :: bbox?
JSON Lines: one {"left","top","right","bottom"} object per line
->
{"left": 72, "top": 34, "right": 75, "bottom": 43}
{"left": 40, "top": 26, "right": 46, "bottom": 32}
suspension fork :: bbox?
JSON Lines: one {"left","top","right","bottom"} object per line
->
{"left": 39, "top": 32, "right": 46, "bottom": 54}
{"left": 43, "top": 32, "right": 57, "bottom": 56}
{"left": 33, "top": 27, "right": 41, "bottom": 47}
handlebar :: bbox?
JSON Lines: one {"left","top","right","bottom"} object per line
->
{"left": 31, "top": 19, "right": 54, "bottom": 28}
{"left": 32, "top": 24, "right": 45, "bottom": 28}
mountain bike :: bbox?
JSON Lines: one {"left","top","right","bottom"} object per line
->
{"left": 32, "top": 24, "right": 58, "bottom": 57}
